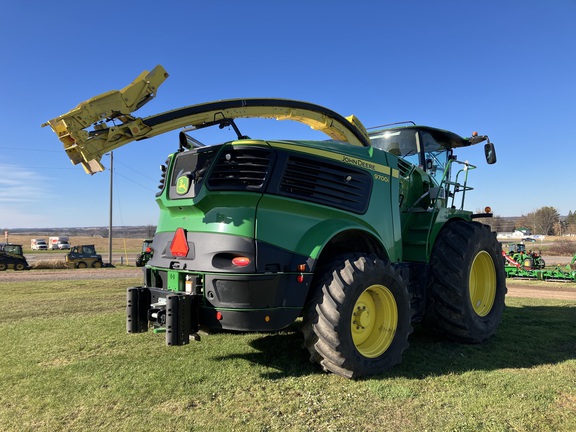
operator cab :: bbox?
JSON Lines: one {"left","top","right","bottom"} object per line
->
{"left": 369, "top": 125, "right": 496, "bottom": 211}
{"left": 369, "top": 125, "right": 456, "bottom": 187}
{"left": 0, "top": 243, "right": 24, "bottom": 256}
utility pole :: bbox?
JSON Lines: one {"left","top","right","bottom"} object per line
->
{"left": 108, "top": 151, "right": 113, "bottom": 266}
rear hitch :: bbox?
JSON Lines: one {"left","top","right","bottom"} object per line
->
{"left": 126, "top": 287, "right": 201, "bottom": 345}
{"left": 126, "top": 287, "right": 151, "bottom": 334}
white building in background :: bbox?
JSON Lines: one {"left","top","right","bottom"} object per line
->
{"left": 497, "top": 229, "right": 544, "bottom": 241}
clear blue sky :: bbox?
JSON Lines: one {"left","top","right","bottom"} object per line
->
{"left": 1, "top": 1, "right": 574, "bottom": 229}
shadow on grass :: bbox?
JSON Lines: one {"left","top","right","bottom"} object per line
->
{"left": 232, "top": 327, "right": 317, "bottom": 379}
{"left": 214, "top": 304, "right": 576, "bottom": 379}
{"left": 395, "top": 304, "right": 576, "bottom": 378}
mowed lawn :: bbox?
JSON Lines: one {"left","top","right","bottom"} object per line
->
{"left": 1, "top": 274, "right": 575, "bottom": 431}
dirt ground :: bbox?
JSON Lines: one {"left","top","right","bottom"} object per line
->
{"left": 0, "top": 268, "right": 141, "bottom": 283}
{"left": 505, "top": 279, "right": 576, "bottom": 301}
{"left": 1, "top": 268, "right": 575, "bottom": 301}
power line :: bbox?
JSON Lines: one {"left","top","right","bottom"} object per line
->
{"left": 114, "top": 159, "right": 160, "bottom": 183}
{"left": 113, "top": 170, "right": 158, "bottom": 193}
{"left": 0, "top": 146, "right": 61, "bottom": 153}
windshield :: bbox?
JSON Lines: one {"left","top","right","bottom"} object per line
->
{"left": 369, "top": 128, "right": 451, "bottom": 186}
{"left": 4, "top": 245, "right": 22, "bottom": 254}
{"left": 369, "top": 129, "right": 420, "bottom": 167}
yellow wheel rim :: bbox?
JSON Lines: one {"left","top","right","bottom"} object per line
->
{"left": 351, "top": 284, "right": 398, "bottom": 358}
{"left": 469, "top": 251, "right": 496, "bottom": 317}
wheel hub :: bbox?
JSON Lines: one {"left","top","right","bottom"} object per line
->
{"left": 469, "top": 251, "right": 496, "bottom": 317}
{"left": 353, "top": 305, "right": 370, "bottom": 329}
{"left": 351, "top": 284, "right": 398, "bottom": 358}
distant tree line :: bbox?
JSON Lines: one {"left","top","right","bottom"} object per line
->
{"left": 1, "top": 225, "right": 157, "bottom": 239}
{"left": 484, "top": 206, "right": 576, "bottom": 236}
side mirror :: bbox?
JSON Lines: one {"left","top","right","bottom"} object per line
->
{"left": 484, "top": 142, "right": 497, "bottom": 164}
{"left": 425, "top": 158, "right": 437, "bottom": 174}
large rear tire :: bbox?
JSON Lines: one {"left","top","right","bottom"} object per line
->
{"left": 427, "top": 220, "right": 506, "bottom": 343}
{"left": 302, "top": 254, "right": 413, "bottom": 378}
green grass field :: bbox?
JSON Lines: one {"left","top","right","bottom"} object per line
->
{"left": 1, "top": 275, "right": 575, "bottom": 431}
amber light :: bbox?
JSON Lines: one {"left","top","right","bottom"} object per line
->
{"left": 232, "top": 256, "right": 251, "bottom": 267}
{"left": 297, "top": 264, "right": 307, "bottom": 272}
{"left": 170, "top": 228, "right": 189, "bottom": 257}
{"left": 485, "top": 206, "right": 492, "bottom": 213}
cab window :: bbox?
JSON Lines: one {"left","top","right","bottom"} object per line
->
{"left": 420, "top": 131, "right": 450, "bottom": 186}
{"left": 369, "top": 129, "right": 420, "bottom": 168}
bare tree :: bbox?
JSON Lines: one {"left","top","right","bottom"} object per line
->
{"left": 566, "top": 211, "right": 576, "bottom": 235}
{"left": 523, "top": 206, "right": 560, "bottom": 235}
{"left": 146, "top": 225, "right": 157, "bottom": 238}
{"left": 482, "top": 215, "right": 515, "bottom": 233}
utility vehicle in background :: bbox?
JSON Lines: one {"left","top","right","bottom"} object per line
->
{"left": 136, "top": 239, "right": 153, "bottom": 267}
{"left": 65, "top": 245, "right": 103, "bottom": 269}
{"left": 0, "top": 243, "right": 30, "bottom": 271}
{"left": 43, "top": 65, "right": 506, "bottom": 378}
{"left": 49, "top": 236, "right": 71, "bottom": 250}
{"left": 31, "top": 239, "right": 48, "bottom": 250}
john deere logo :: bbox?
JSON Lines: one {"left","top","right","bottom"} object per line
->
{"left": 176, "top": 175, "right": 190, "bottom": 195}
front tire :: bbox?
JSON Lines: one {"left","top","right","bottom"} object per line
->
{"left": 302, "top": 254, "right": 413, "bottom": 378}
{"left": 427, "top": 220, "right": 506, "bottom": 343}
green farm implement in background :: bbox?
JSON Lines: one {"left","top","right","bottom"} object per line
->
{"left": 504, "top": 249, "right": 576, "bottom": 282}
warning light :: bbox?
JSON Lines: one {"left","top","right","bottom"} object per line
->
{"left": 472, "top": 131, "right": 478, "bottom": 137}
{"left": 485, "top": 206, "right": 492, "bottom": 213}
{"left": 170, "top": 228, "right": 189, "bottom": 257}
{"left": 265, "top": 316, "right": 270, "bottom": 322}
{"left": 216, "top": 311, "right": 223, "bottom": 321}
{"left": 232, "top": 256, "right": 251, "bottom": 267}
{"left": 297, "top": 264, "right": 306, "bottom": 272}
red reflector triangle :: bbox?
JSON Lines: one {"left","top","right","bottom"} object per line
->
{"left": 170, "top": 228, "right": 189, "bottom": 257}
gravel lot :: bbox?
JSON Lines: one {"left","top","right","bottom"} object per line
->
{"left": 506, "top": 279, "right": 576, "bottom": 301}
{"left": 0, "top": 268, "right": 141, "bottom": 282}
{"left": 1, "top": 267, "right": 575, "bottom": 300}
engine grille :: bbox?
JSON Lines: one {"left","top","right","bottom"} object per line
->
{"left": 208, "top": 147, "right": 273, "bottom": 191}
{"left": 278, "top": 155, "right": 371, "bottom": 214}
{"left": 196, "top": 144, "right": 373, "bottom": 214}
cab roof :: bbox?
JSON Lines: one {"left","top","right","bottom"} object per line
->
{"left": 369, "top": 125, "right": 473, "bottom": 149}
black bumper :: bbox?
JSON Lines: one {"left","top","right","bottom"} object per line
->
{"left": 126, "top": 272, "right": 311, "bottom": 345}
